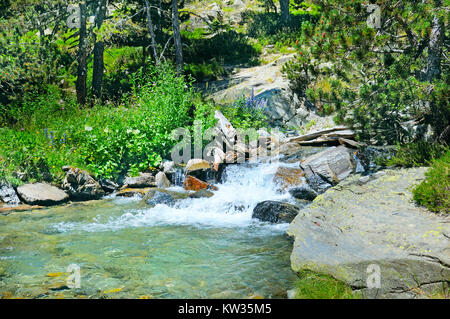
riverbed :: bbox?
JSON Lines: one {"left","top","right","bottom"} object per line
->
{"left": 0, "top": 162, "right": 301, "bottom": 298}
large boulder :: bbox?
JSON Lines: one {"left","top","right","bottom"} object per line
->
{"left": 123, "top": 172, "right": 155, "bottom": 188}
{"left": 62, "top": 168, "right": 105, "bottom": 200}
{"left": 0, "top": 183, "right": 20, "bottom": 205}
{"left": 252, "top": 201, "right": 300, "bottom": 224}
{"left": 287, "top": 168, "right": 450, "bottom": 299}
{"left": 300, "top": 146, "right": 355, "bottom": 192}
{"left": 16, "top": 183, "right": 69, "bottom": 206}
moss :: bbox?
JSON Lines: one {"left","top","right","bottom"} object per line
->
{"left": 293, "top": 270, "right": 358, "bottom": 299}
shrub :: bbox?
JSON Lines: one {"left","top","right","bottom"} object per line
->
{"left": 219, "top": 89, "right": 268, "bottom": 130}
{"left": 383, "top": 142, "right": 448, "bottom": 167}
{"left": 413, "top": 150, "right": 450, "bottom": 214}
{"left": 0, "top": 63, "right": 203, "bottom": 182}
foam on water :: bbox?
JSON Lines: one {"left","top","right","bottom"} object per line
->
{"left": 54, "top": 161, "right": 294, "bottom": 233}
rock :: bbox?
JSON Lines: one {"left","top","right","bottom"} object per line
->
{"left": 162, "top": 161, "right": 176, "bottom": 175}
{"left": 162, "top": 161, "right": 185, "bottom": 185}
{"left": 286, "top": 127, "right": 351, "bottom": 143}
{"left": 155, "top": 172, "right": 171, "bottom": 188}
{"left": 188, "top": 189, "right": 214, "bottom": 199}
{"left": 355, "top": 146, "right": 396, "bottom": 172}
{"left": 252, "top": 201, "right": 300, "bottom": 224}
{"left": 289, "top": 186, "right": 318, "bottom": 201}
{"left": 16, "top": 183, "right": 69, "bottom": 206}
{"left": 185, "top": 159, "right": 212, "bottom": 181}
{"left": 0, "top": 204, "right": 45, "bottom": 215}
{"left": 12, "top": 172, "right": 27, "bottom": 182}
{"left": 0, "top": 183, "right": 20, "bottom": 205}
{"left": 98, "top": 178, "right": 119, "bottom": 194}
{"left": 273, "top": 166, "right": 305, "bottom": 190}
{"left": 116, "top": 188, "right": 152, "bottom": 198}
{"left": 62, "top": 168, "right": 105, "bottom": 200}
{"left": 287, "top": 168, "right": 450, "bottom": 299}
{"left": 183, "top": 175, "right": 218, "bottom": 192}
{"left": 145, "top": 190, "right": 176, "bottom": 207}
{"left": 300, "top": 146, "right": 355, "bottom": 192}
{"left": 123, "top": 172, "right": 155, "bottom": 188}
{"left": 143, "top": 188, "right": 189, "bottom": 207}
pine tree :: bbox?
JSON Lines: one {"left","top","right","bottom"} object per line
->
{"left": 283, "top": 0, "right": 449, "bottom": 145}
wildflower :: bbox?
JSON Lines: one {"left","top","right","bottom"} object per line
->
{"left": 85, "top": 126, "right": 93, "bottom": 131}
{"left": 20, "top": 128, "right": 24, "bottom": 131}
{"left": 126, "top": 129, "right": 133, "bottom": 134}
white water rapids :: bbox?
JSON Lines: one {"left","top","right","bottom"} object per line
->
{"left": 54, "top": 160, "right": 298, "bottom": 233}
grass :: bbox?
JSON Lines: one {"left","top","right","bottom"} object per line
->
{"left": 293, "top": 271, "right": 357, "bottom": 299}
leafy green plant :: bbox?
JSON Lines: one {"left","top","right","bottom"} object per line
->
{"left": 219, "top": 90, "right": 268, "bottom": 130}
{"left": 413, "top": 150, "right": 450, "bottom": 214}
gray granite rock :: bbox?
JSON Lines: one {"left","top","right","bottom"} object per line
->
{"left": 287, "top": 168, "right": 450, "bottom": 298}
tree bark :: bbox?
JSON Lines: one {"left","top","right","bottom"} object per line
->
{"left": 145, "top": 0, "right": 160, "bottom": 65}
{"left": 171, "top": 0, "right": 183, "bottom": 76}
{"left": 92, "top": 0, "right": 107, "bottom": 101}
{"left": 76, "top": 2, "right": 87, "bottom": 105}
{"left": 425, "top": 2, "right": 443, "bottom": 82}
{"left": 280, "top": 0, "right": 290, "bottom": 25}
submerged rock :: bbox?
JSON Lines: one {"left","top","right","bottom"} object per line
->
{"left": 252, "top": 201, "right": 299, "bottom": 224}
{"left": 116, "top": 188, "right": 152, "bottom": 198}
{"left": 289, "top": 186, "right": 318, "bottom": 201}
{"left": 16, "top": 183, "right": 69, "bottom": 206}
{"left": 62, "top": 168, "right": 105, "bottom": 200}
{"left": 287, "top": 168, "right": 450, "bottom": 299}
{"left": 143, "top": 188, "right": 189, "bottom": 207}
{"left": 0, "top": 183, "right": 20, "bottom": 205}
{"left": 188, "top": 189, "right": 214, "bottom": 199}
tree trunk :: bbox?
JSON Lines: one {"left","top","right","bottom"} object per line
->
{"left": 92, "top": 0, "right": 107, "bottom": 101}
{"left": 280, "top": 0, "right": 290, "bottom": 25}
{"left": 76, "top": 2, "right": 87, "bottom": 105}
{"left": 425, "top": 3, "right": 443, "bottom": 82}
{"left": 171, "top": 0, "right": 183, "bottom": 76}
{"left": 145, "top": 0, "right": 159, "bottom": 65}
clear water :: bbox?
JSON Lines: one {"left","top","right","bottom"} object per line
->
{"left": 0, "top": 162, "right": 301, "bottom": 299}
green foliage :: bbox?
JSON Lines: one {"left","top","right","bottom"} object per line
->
{"left": 245, "top": 10, "right": 316, "bottom": 47}
{"left": 219, "top": 94, "right": 268, "bottom": 130}
{"left": 185, "top": 61, "right": 226, "bottom": 82}
{"left": 283, "top": 0, "right": 449, "bottom": 145}
{"left": 183, "top": 29, "right": 260, "bottom": 67}
{"left": 294, "top": 271, "right": 357, "bottom": 299}
{"left": 0, "top": 63, "right": 201, "bottom": 182}
{"left": 383, "top": 142, "right": 449, "bottom": 168}
{"left": 413, "top": 150, "right": 450, "bottom": 214}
